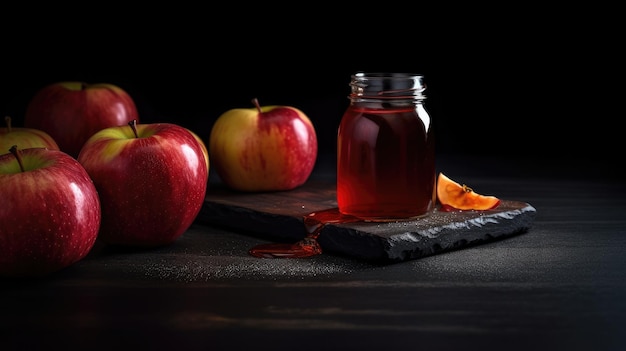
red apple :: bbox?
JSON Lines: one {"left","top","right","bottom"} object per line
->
{"left": 0, "top": 146, "right": 101, "bottom": 277}
{"left": 24, "top": 81, "right": 139, "bottom": 158}
{"left": 187, "top": 128, "right": 210, "bottom": 174}
{"left": 209, "top": 98, "right": 317, "bottom": 191}
{"left": 1, "top": 116, "right": 59, "bottom": 155}
{"left": 77, "top": 120, "right": 209, "bottom": 247}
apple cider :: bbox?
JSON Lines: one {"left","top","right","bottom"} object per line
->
{"left": 337, "top": 73, "right": 435, "bottom": 220}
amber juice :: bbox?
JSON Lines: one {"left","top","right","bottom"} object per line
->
{"left": 337, "top": 103, "right": 435, "bottom": 220}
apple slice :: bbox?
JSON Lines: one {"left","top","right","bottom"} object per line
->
{"left": 437, "top": 172, "right": 501, "bottom": 211}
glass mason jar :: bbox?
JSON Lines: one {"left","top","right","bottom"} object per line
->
{"left": 337, "top": 72, "right": 436, "bottom": 221}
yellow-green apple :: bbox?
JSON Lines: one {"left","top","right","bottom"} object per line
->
{"left": 1, "top": 116, "right": 59, "bottom": 155}
{"left": 77, "top": 120, "right": 209, "bottom": 247}
{"left": 209, "top": 98, "right": 317, "bottom": 191}
{"left": 0, "top": 146, "right": 101, "bottom": 277}
{"left": 24, "top": 81, "right": 139, "bottom": 158}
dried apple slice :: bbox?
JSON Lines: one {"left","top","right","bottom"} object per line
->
{"left": 437, "top": 172, "right": 501, "bottom": 211}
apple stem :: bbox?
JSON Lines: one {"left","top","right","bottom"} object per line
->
{"left": 9, "top": 145, "right": 25, "bottom": 172}
{"left": 4, "top": 116, "right": 11, "bottom": 132}
{"left": 251, "top": 98, "right": 262, "bottom": 114}
{"left": 128, "top": 119, "right": 139, "bottom": 138}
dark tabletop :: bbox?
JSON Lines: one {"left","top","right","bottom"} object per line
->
{"left": 2, "top": 154, "right": 624, "bottom": 351}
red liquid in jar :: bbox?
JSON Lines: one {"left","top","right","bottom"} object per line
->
{"left": 337, "top": 105, "right": 435, "bottom": 220}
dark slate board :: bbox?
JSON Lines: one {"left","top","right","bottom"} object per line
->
{"left": 197, "top": 180, "right": 537, "bottom": 263}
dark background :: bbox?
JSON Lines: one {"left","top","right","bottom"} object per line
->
{"left": 1, "top": 7, "right": 620, "bottom": 180}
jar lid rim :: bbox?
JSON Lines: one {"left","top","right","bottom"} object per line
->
{"left": 353, "top": 72, "right": 425, "bottom": 79}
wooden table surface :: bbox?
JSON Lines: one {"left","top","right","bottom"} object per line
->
{"left": 2, "top": 154, "right": 624, "bottom": 351}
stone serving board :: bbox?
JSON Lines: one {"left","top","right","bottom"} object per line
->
{"left": 197, "top": 180, "right": 537, "bottom": 263}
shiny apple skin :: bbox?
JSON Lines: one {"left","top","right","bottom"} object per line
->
{"left": 0, "top": 127, "right": 60, "bottom": 155}
{"left": 77, "top": 123, "right": 209, "bottom": 247}
{"left": 209, "top": 105, "right": 318, "bottom": 192}
{"left": 0, "top": 148, "right": 101, "bottom": 277}
{"left": 187, "top": 128, "right": 210, "bottom": 174}
{"left": 24, "top": 82, "right": 139, "bottom": 158}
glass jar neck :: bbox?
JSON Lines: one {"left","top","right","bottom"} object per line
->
{"left": 348, "top": 72, "right": 427, "bottom": 104}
